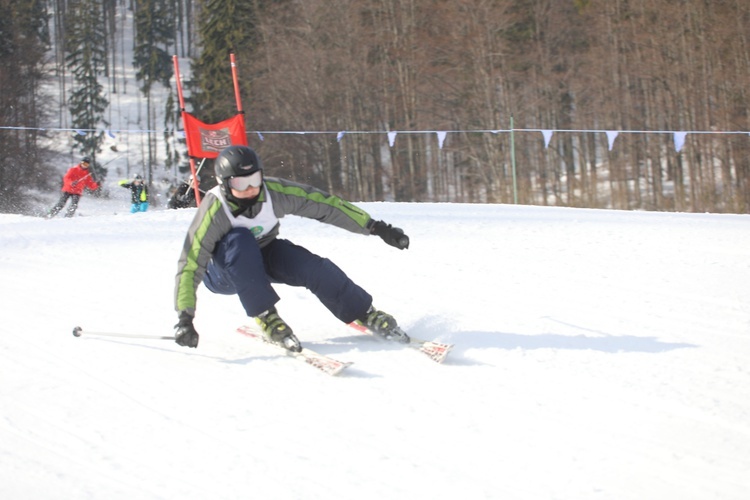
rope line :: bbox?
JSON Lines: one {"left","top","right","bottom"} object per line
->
{"left": 2, "top": 125, "right": 749, "bottom": 135}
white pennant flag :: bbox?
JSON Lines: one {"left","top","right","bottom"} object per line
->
{"left": 606, "top": 131, "right": 619, "bottom": 151}
{"left": 337, "top": 131, "right": 346, "bottom": 142}
{"left": 674, "top": 132, "right": 687, "bottom": 152}
{"left": 257, "top": 132, "right": 264, "bottom": 141}
{"left": 541, "top": 130, "right": 553, "bottom": 148}
{"left": 105, "top": 129, "right": 119, "bottom": 151}
{"left": 436, "top": 131, "right": 447, "bottom": 149}
{"left": 387, "top": 131, "right": 397, "bottom": 147}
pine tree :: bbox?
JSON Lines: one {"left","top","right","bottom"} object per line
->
{"left": 0, "top": 0, "right": 53, "bottom": 213}
{"left": 65, "top": 0, "right": 109, "bottom": 164}
{"left": 133, "top": 0, "right": 175, "bottom": 183}
{"left": 133, "top": 0, "right": 174, "bottom": 94}
{"left": 191, "top": 0, "right": 258, "bottom": 123}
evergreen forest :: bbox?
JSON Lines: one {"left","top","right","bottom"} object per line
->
{"left": 2, "top": 0, "right": 750, "bottom": 213}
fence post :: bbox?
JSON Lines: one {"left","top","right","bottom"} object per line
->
{"left": 511, "top": 115, "right": 518, "bottom": 204}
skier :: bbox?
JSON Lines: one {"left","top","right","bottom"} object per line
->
{"left": 173, "top": 145, "right": 410, "bottom": 352}
{"left": 47, "top": 156, "right": 100, "bottom": 218}
{"left": 118, "top": 174, "right": 149, "bottom": 213}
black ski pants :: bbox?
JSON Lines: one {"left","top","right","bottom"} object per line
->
{"left": 49, "top": 192, "right": 81, "bottom": 218}
{"left": 203, "top": 228, "right": 372, "bottom": 322}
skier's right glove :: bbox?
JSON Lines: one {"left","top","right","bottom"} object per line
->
{"left": 174, "top": 311, "right": 199, "bottom": 348}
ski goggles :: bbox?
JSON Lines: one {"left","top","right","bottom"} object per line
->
{"left": 228, "top": 170, "right": 263, "bottom": 191}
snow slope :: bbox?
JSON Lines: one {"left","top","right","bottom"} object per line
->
{"left": 1, "top": 199, "right": 749, "bottom": 499}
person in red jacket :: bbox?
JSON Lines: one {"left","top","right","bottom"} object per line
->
{"left": 47, "top": 156, "right": 100, "bottom": 218}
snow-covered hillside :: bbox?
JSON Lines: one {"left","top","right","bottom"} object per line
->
{"left": 1, "top": 200, "right": 749, "bottom": 499}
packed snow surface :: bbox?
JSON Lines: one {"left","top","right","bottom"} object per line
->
{"left": 1, "top": 195, "right": 749, "bottom": 499}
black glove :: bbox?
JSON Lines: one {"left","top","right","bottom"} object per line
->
{"left": 174, "top": 311, "right": 199, "bottom": 348}
{"left": 370, "top": 220, "right": 410, "bottom": 250}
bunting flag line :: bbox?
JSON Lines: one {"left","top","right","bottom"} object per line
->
{"left": 2, "top": 125, "right": 747, "bottom": 156}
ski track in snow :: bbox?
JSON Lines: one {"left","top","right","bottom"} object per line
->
{"left": 1, "top": 197, "right": 749, "bottom": 499}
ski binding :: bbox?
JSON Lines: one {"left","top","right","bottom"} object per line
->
{"left": 237, "top": 325, "right": 352, "bottom": 376}
{"left": 348, "top": 322, "right": 453, "bottom": 363}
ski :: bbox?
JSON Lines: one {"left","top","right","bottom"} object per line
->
{"left": 348, "top": 322, "right": 453, "bottom": 364}
{"left": 236, "top": 325, "right": 352, "bottom": 376}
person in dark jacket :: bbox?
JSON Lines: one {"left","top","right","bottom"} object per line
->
{"left": 119, "top": 174, "right": 149, "bottom": 213}
{"left": 173, "top": 145, "right": 410, "bottom": 352}
{"left": 47, "top": 156, "right": 100, "bottom": 218}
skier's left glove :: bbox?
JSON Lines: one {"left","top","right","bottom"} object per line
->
{"left": 174, "top": 311, "right": 199, "bottom": 348}
{"left": 370, "top": 220, "right": 410, "bottom": 250}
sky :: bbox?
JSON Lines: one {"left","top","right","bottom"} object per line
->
{"left": 1, "top": 194, "right": 749, "bottom": 499}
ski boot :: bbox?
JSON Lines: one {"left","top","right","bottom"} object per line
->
{"left": 255, "top": 307, "right": 302, "bottom": 352}
{"left": 356, "top": 306, "right": 410, "bottom": 343}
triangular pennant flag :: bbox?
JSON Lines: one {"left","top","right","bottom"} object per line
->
{"left": 674, "top": 132, "right": 687, "bottom": 152}
{"left": 541, "top": 130, "right": 553, "bottom": 148}
{"left": 105, "top": 129, "right": 119, "bottom": 151}
{"left": 436, "top": 131, "right": 447, "bottom": 149}
{"left": 387, "top": 131, "right": 397, "bottom": 147}
{"left": 337, "top": 131, "right": 346, "bottom": 142}
{"left": 606, "top": 131, "right": 619, "bottom": 151}
{"left": 491, "top": 130, "right": 501, "bottom": 134}
{"left": 75, "top": 129, "right": 87, "bottom": 136}
{"left": 257, "top": 132, "right": 264, "bottom": 141}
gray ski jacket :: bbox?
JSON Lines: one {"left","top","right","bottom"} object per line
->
{"left": 175, "top": 177, "right": 374, "bottom": 315}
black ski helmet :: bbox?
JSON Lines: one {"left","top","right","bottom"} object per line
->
{"left": 81, "top": 156, "right": 91, "bottom": 164}
{"left": 214, "top": 145, "right": 263, "bottom": 202}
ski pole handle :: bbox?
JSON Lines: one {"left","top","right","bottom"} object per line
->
{"left": 72, "top": 326, "right": 174, "bottom": 340}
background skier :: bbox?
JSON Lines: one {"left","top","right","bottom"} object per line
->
{"left": 118, "top": 174, "right": 149, "bottom": 213}
{"left": 47, "top": 156, "right": 100, "bottom": 218}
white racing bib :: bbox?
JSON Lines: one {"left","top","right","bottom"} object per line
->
{"left": 211, "top": 185, "right": 279, "bottom": 240}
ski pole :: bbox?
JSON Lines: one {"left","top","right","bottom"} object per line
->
{"left": 72, "top": 326, "right": 174, "bottom": 340}
{"left": 100, "top": 154, "right": 124, "bottom": 168}
{"left": 71, "top": 173, "right": 92, "bottom": 187}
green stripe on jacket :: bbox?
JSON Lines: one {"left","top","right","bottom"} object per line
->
{"left": 176, "top": 198, "right": 224, "bottom": 311}
{"left": 265, "top": 180, "right": 370, "bottom": 228}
